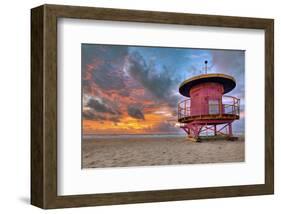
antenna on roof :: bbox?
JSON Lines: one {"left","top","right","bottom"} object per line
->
{"left": 204, "top": 60, "right": 208, "bottom": 74}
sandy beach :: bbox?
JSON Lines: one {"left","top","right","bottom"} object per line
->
{"left": 82, "top": 135, "right": 244, "bottom": 168}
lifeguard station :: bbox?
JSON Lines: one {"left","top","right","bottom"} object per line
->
{"left": 178, "top": 61, "right": 240, "bottom": 142}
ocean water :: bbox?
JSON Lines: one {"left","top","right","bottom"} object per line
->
{"left": 83, "top": 134, "right": 186, "bottom": 139}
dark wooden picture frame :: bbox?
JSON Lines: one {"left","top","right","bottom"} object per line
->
{"left": 31, "top": 4, "right": 274, "bottom": 209}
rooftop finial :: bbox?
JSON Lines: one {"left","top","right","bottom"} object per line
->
{"left": 204, "top": 60, "right": 208, "bottom": 74}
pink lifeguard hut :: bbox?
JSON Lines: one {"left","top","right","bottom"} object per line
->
{"left": 178, "top": 61, "right": 240, "bottom": 142}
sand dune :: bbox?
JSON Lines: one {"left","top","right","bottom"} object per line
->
{"left": 82, "top": 136, "right": 244, "bottom": 168}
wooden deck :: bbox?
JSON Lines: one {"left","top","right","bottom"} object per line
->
{"left": 178, "top": 113, "right": 239, "bottom": 124}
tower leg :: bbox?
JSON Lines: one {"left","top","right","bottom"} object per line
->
{"left": 214, "top": 124, "right": 217, "bottom": 136}
{"left": 181, "top": 122, "right": 238, "bottom": 142}
{"left": 228, "top": 123, "right": 233, "bottom": 137}
{"left": 181, "top": 124, "right": 202, "bottom": 142}
{"left": 193, "top": 124, "right": 203, "bottom": 142}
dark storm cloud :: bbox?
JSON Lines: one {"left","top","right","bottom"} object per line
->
{"left": 92, "top": 67, "right": 125, "bottom": 90}
{"left": 82, "top": 44, "right": 128, "bottom": 91}
{"left": 82, "top": 44, "right": 128, "bottom": 69}
{"left": 127, "top": 105, "right": 145, "bottom": 120}
{"left": 127, "top": 51, "right": 180, "bottom": 107}
{"left": 82, "top": 44, "right": 182, "bottom": 108}
{"left": 87, "top": 98, "right": 115, "bottom": 114}
{"left": 119, "top": 89, "right": 130, "bottom": 97}
{"left": 83, "top": 109, "right": 121, "bottom": 123}
{"left": 83, "top": 96, "right": 122, "bottom": 122}
{"left": 83, "top": 110, "right": 106, "bottom": 120}
{"left": 86, "top": 97, "right": 121, "bottom": 118}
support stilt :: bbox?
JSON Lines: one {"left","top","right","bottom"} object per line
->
{"left": 180, "top": 122, "right": 238, "bottom": 142}
{"left": 228, "top": 123, "right": 233, "bottom": 137}
{"left": 214, "top": 124, "right": 217, "bottom": 136}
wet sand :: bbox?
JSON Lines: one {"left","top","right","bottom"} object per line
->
{"left": 82, "top": 136, "right": 245, "bottom": 168}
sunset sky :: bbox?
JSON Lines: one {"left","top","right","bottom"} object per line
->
{"left": 82, "top": 44, "right": 245, "bottom": 135}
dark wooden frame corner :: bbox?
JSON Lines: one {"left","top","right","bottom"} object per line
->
{"left": 31, "top": 4, "right": 274, "bottom": 209}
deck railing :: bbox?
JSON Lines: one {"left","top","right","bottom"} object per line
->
{"left": 178, "top": 95, "right": 240, "bottom": 120}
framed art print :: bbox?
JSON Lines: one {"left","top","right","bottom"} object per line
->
{"left": 31, "top": 4, "right": 274, "bottom": 209}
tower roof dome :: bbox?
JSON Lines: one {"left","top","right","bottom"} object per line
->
{"left": 179, "top": 73, "right": 236, "bottom": 97}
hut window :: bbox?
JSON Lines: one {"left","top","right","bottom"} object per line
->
{"left": 208, "top": 99, "right": 219, "bottom": 114}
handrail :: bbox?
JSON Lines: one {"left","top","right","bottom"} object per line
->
{"left": 178, "top": 95, "right": 240, "bottom": 120}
